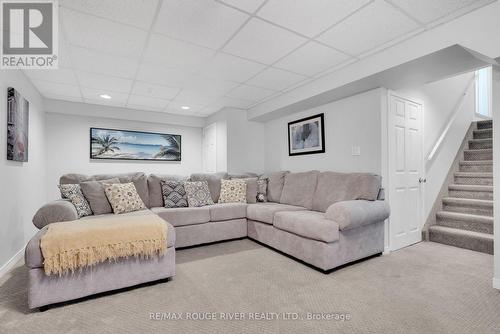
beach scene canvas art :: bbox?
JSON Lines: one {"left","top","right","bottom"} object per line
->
{"left": 90, "top": 128, "right": 181, "bottom": 161}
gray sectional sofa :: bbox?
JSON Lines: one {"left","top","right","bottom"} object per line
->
{"left": 26, "top": 170, "right": 389, "bottom": 309}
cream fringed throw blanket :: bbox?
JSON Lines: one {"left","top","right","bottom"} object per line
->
{"left": 41, "top": 215, "right": 167, "bottom": 276}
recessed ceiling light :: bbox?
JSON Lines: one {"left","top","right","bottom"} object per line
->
{"left": 181, "top": 106, "right": 190, "bottom": 110}
{"left": 100, "top": 94, "right": 112, "bottom": 100}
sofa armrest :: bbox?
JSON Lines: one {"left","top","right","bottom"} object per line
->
{"left": 325, "top": 200, "right": 390, "bottom": 231}
{"left": 32, "top": 200, "right": 78, "bottom": 229}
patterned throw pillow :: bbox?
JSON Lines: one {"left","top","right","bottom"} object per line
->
{"left": 161, "top": 180, "right": 188, "bottom": 208}
{"left": 59, "top": 184, "right": 93, "bottom": 218}
{"left": 218, "top": 179, "right": 247, "bottom": 204}
{"left": 104, "top": 182, "right": 146, "bottom": 214}
{"left": 184, "top": 181, "right": 214, "bottom": 207}
{"left": 257, "top": 178, "right": 268, "bottom": 202}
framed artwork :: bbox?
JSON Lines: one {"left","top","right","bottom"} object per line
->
{"left": 90, "top": 127, "right": 181, "bottom": 161}
{"left": 7, "top": 87, "right": 29, "bottom": 162}
{"left": 288, "top": 113, "right": 325, "bottom": 156}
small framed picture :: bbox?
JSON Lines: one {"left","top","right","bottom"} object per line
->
{"left": 288, "top": 113, "right": 325, "bottom": 156}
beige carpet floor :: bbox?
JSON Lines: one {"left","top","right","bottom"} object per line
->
{"left": 0, "top": 240, "right": 499, "bottom": 334}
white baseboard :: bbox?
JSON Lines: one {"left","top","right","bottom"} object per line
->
{"left": 383, "top": 247, "right": 391, "bottom": 255}
{"left": 0, "top": 246, "right": 25, "bottom": 280}
{"left": 493, "top": 277, "right": 500, "bottom": 290}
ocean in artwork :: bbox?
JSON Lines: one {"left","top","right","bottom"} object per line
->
{"left": 90, "top": 128, "right": 181, "bottom": 161}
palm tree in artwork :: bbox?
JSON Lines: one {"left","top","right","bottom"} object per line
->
{"left": 154, "top": 135, "right": 181, "bottom": 160}
{"left": 92, "top": 134, "right": 121, "bottom": 156}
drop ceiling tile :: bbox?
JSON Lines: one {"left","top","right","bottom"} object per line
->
{"left": 127, "top": 95, "right": 170, "bottom": 110}
{"left": 154, "top": 0, "right": 249, "bottom": 49}
{"left": 84, "top": 98, "right": 127, "bottom": 108}
{"left": 58, "top": 39, "right": 73, "bottom": 68}
{"left": 220, "top": 0, "right": 267, "bottom": 13}
{"left": 258, "top": 0, "right": 370, "bottom": 37}
{"left": 246, "top": 67, "right": 307, "bottom": 91}
{"left": 81, "top": 87, "right": 129, "bottom": 104}
{"left": 143, "top": 34, "right": 216, "bottom": 72}
{"left": 24, "top": 68, "right": 78, "bottom": 85}
{"left": 69, "top": 46, "right": 139, "bottom": 78}
{"left": 167, "top": 102, "right": 205, "bottom": 113}
{"left": 210, "top": 96, "right": 254, "bottom": 109}
{"left": 200, "top": 53, "right": 265, "bottom": 83}
{"left": 226, "top": 84, "right": 277, "bottom": 102}
{"left": 172, "top": 90, "right": 219, "bottom": 106}
{"left": 317, "top": 0, "right": 419, "bottom": 55}
{"left": 77, "top": 71, "right": 133, "bottom": 93}
{"left": 62, "top": 8, "right": 148, "bottom": 58}
{"left": 198, "top": 106, "right": 221, "bottom": 116}
{"left": 223, "top": 18, "right": 307, "bottom": 64}
{"left": 274, "top": 41, "right": 351, "bottom": 76}
{"left": 183, "top": 75, "right": 239, "bottom": 96}
{"left": 136, "top": 63, "right": 195, "bottom": 87}
{"left": 131, "top": 81, "right": 180, "bottom": 100}
{"left": 389, "top": 0, "right": 482, "bottom": 24}
{"left": 31, "top": 80, "right": 81, "bottom": 98}
{"left": 60, "top": 0, "right": 159, "bottom": 29}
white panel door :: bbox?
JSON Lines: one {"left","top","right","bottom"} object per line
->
{"left": 203, "top": 123, "right": 217, "bottom": 173}
{"left": 388, "top": 92, "right": 424, "bottom": 251}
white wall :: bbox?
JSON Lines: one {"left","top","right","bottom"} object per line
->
{"left": 0, "top": 71, "right": 46, "bottom": 271}
{"left": 264, "top": 88, "right": 383, "bottom": 174}
{"left": 395, "top": 72, "right": 476, "bottom": 219}
{"left": 207, "top": 108, "right": 265, "bottom": 174}
{"left": 45, "top": 112, "right": 203, "bottom": 200}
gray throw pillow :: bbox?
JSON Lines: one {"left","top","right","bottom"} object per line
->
{"left": 59, "top": 184, "right": 92, "bottom": 218}
{"left": 242, "top": 177, "right": 258, "bottom": 204}
{"left": 184, "top": 181, "right": 214, "bottom": 207}
{"left": 80, "top": 178, "right": 120, "bottom": 215}
{"left": 161, "top": 180, "right": 188, "bottom": 208}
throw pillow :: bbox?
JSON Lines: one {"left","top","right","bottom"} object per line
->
{"left": 104, "top": 182, "right": 146, "bottom": 214}
{"left": 59, "top": 184, "right": 93, "bottom": 218}
{"left": 218, "top": 179, "right": 247, "bottom": 204}
{"left": 257, "top": 178, "right": 268, "bottom": 202}
{"left": 241, "top": 177, "right": 258, "bottom": 204}
{"left": 184, "top": 181, "right": 214, "bottom": 207}
{"left": 161, "top": 180, "right": 188, "bottom": 208}
{"left": 80, "top": 178, "right": 120, "bottom": 215}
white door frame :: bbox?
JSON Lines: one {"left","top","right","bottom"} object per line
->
{"left": 385, "top": 90, "right": 425, "bottom": 251}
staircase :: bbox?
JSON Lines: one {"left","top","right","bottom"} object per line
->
{"left": 428, "top": 120, "right": 493, "bottom": 254}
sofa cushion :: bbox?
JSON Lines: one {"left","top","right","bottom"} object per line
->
{"left": 247, "top": 202, "right": 306, "bottom": 225}
{"left": 151, "top": 206, "right": 210, "bottom": 227}
{"left": 104, "top": 183, "right": 147, "bottom": 214}
{"left": 218, "top": 179, "right": 247, "bottom": 204}
{"left": 279, "top": 170, "right": 319, "bottom": 209}
{"left": 229, "top": 172, "right": 258, "bottom": 179}
{"left": 161, "top": 180, "right": 188, "bottom": 208}
{"left": 25, "top": 211, "right": 175, "bottom": 269}
{"left": 273, "top": 210, "right": 339, "bottom": 243}
{"left": 312, "top": 172, "right": 382, "bottom": 212}
{"left": 148, "top": 174, "right": 188, "bottom": 208}
{"left": 94, "top": 172, "right": 150, "bottom": 208}
{"left": 60, "top": 173, "right": 90, "bottom": 184}
{"left": 261, "top": 171, "right": 288, "bottom": 202}
{"left": 80, "top": 178, "right": 120, "bottom": 215}
{"left": 59, "top": 184, "right": 93, "bottom": 218}
{"left": 190, "top": 172, "right": 228, "bottom": 203}
{"left": 184, "top": 181, "right": 215, "bottom": 207}
{"left": 209, "top": 203, "right": 247, "bottom": 221}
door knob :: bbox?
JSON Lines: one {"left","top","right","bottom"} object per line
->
{"left": 419, "top": 178, "right": 427, "bottom": 183}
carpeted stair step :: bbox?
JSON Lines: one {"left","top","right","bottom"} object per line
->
{"left": 428, "top": 225, "right": 493, "bottom": 254}
{"left": 459, "top": 160, "right": 492, "bottom": 172}
{"left": 468, "top": 138, "right": 492, "bottom": 149}
{"left": 473, "top": 128, "right": 492, "bottom": 139}
{"left": 441, "top": 197, "right": 493, "bottom": 217}
{"left": 454, "top": 172, "right": 492, "bottom": 186}
{"left": 448, "top": 184, "right": 493, "bottom": 200}
{"left": 477, "top": 119, "right": 492, "bottom": 130}
{"left": 436, "top": 210, "right": 493, "bottom": 234}
{"left": 464, "top": 148, "right": 492, "bottom": 161}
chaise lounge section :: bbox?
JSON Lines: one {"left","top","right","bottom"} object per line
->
{"left": 26, "top": 170, "right": 389, "bottom": 309}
